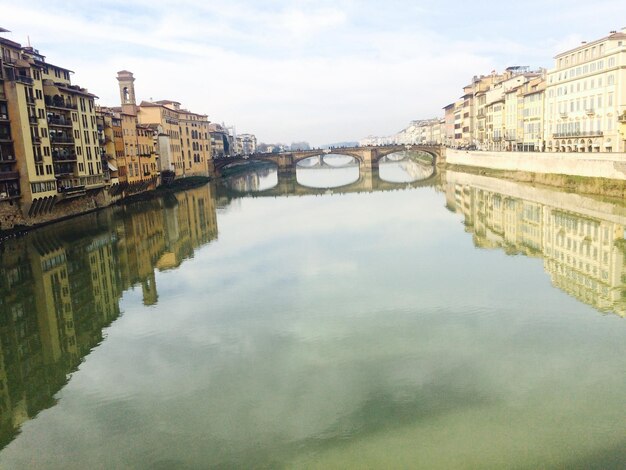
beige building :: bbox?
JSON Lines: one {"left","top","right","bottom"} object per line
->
{"left": 137, "top": 96, "right": 211, "bottom": 177}
{"left": 544, "top": 28, "right": 626, "bottom": 153}
{"left": 520, "top": 77, "right": 546, "bottom": 151}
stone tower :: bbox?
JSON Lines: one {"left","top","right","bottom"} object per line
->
{"left": 116, "top": 70, "right": 136, "bottom": 115}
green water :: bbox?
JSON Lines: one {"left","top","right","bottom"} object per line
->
{"left": 0, "top": 161, "right": 625, "bottom": 469}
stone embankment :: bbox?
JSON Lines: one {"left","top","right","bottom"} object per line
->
{"left": 445, "top": 149, "right": 626, "bottom": 198}
{"left": 0, "top": 176, "right": 210, "bottom": 240}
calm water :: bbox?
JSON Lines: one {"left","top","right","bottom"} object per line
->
{"left": 0, "top": 157, "right": 625, "bottom": 469}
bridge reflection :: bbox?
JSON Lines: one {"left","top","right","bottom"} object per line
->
{"left": 442, "top": 170, "right": 626, "bottom": 318}
{"left": 222, "top": 160, "right": 437, "bottom": 196}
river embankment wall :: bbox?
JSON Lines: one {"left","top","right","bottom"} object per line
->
{"left": 445, "top": 149, "right": 626, "bottom": 181}
{"left": 0, "top": 176, "right": 210, "bottom": 238}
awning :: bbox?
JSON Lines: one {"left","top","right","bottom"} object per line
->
{"left": 107, "top": 161, "right": 118, "bottom": 171}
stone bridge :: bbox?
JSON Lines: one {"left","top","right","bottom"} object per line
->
{"left": 212, "top": 144, "right": 445, "bottom": 176}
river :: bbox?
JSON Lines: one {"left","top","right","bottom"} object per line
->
{"left": 0, "top": 155, "right": 624, "bottom": 469}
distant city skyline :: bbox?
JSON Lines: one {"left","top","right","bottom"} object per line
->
{"left": 1, "top": 0, "right": 625, "bottom": 146}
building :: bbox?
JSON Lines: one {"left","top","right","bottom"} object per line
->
{"left": 209, "top": 123, "right": 231, "bottom": 157}
{"left": 177, "top": 107, "right": 211, "bottom": 177}
{"left": 0, "top": 28, "right": 106, "bottom": 217}
{"left": 544, "top": 28, "right": 626, "bottom": 153}
{"left": 95, "top": 107, "right": 119, "bottom": 184}
{"left": 442, "top": 103, "right": 456, "bottom": 146}
{"left": 520, "top": 77, "right": 546, "bottom": 151}
{"left": 237, "top": 133, "right": 257, "bottom": 155}
{"left": 115, "top": 71, "right": 159, "bottom": 190}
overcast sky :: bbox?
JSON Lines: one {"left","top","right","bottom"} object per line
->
{"left": 1, "top": 0, "right": 625, "bottom": 145}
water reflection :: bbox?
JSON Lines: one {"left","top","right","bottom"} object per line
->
{"left": 296, "top": 155, "right": 360, "bottom": 188}
{"left": 0, "top": 170, "right": 624, "bottom": 468}
{"left": 377, "top": 151, "right": 435, "bottom": 183}
{"left": 443, "top": 170, "right": 626, "bottom": 317}
{"left": 0, "top": 185, "right": 217, "bottom": 446}
{"left": 225, "top": 165, "right": 277, "bottom": 192}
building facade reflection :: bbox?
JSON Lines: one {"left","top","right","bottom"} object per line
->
{"left": 0, "top": 184, "right": 218, "bottom": 446}
{"left": 444, "top": 171, "right": 626, "bottom": 317}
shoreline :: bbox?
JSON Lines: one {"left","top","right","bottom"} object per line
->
{"left": 0, "top": 176, "right": 211, "bottom": 242}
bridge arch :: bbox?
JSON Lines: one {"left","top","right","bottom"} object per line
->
{"left": 373, "top": 146, "right": 439, "bottom": 164}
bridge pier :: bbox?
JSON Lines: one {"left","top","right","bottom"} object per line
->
{"left": 276, "top": 166, "right": 297, "bottom": 195}
{"left": 358, "top": 165, "right": 379, "bottom": 192}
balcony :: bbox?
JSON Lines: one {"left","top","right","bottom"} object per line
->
{"left": 15, "top": 74, "right": 34, "bottom": 85}
{"left": 0, "top": 150, "right": 15, "bottom": 162}
{"left": 58, "top": 183, "right": 86, "bottom": 198}
{"left": 619, "top": 113, "right": 626, "bottom": 123}
{"left": 32, "top": 135, "right": 41, "bottom": 144}
{"left": 47, "top": 116, "right": 72, "bottom": 127}
{"left": 52, "top": 150, "right": 77, "bottom": 162}
{"left": 0, "top": 184, "right": 20, "bottom": 201}
{"left": 54, "top": 165, "right": 75, "bottom": 177}
{"left": 45, "top": 97, "right": 77, "bottom": 110}
{"left": 28, "top": 115, "right": 38, "bottom": 125}
{"left": 553, "top": 130, "right": 604, "bottom": 138}
{"left": 50, "top": 135, "right": 74, "bottom": 145}
{"left": 0, "top": 170, "right": 19, "bottom": 182}
{"left": 585, "top": 108, "right": 595, "bottom": 116}
{"left": 560, "top": 112, "right": 568, "bottom": 119}
{"left": 0, "top": 134, "right": 12, "bottom": 143}
{"left": 26, "top": 95, "right": 36, "bottom": 105}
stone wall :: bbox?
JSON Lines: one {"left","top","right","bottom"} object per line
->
{"left": 446, "top": 149, "right": 626, "bottom": 181}
{"left": 0, "top": 189, "right": 122, "bottom": 234}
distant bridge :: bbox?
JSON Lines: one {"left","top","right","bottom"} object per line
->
{"left": 212, "top": 144, "right": 445, "bottom": 175}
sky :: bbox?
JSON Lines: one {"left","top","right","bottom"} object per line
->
{"left": 1, "top": 0, "right": 626, "bottom": 146}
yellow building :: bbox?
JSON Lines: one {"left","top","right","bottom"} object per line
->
{"left": 178, "top": 109, "right": 211, "bottom": 176}
{"left": 0, "top": 28, "right": 105, "bottom": 216}
{"left": 115, "top": 71, "right": 158, "bottom": 191}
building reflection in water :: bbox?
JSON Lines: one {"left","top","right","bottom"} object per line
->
{"left": 227, "top": 165, "right": 277, "bottom": 192}
{"left": 0, "top": 185, "right": 218, "bottom": 447}
{"left": 443, "top": 171, "right": 626, "bottom": 317}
